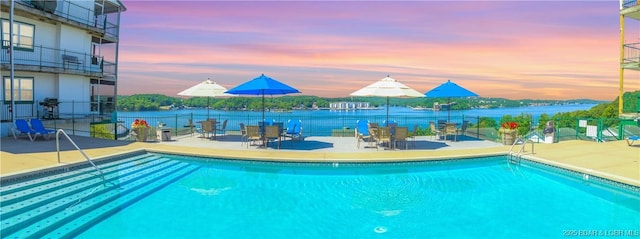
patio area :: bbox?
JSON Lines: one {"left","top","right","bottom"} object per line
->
{"left": 1, "top": 134, "right": 638, "bottom": 187}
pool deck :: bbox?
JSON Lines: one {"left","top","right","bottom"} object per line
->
{"left": 1, "top": 134, "right": 639, "bottom": 187}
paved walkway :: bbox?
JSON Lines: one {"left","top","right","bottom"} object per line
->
{"left": 1, "top": 134, "right": 638, "bottom": 187}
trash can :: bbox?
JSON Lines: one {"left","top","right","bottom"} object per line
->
{"left": 159, "top": 128, "right": 172, "bottom": 141}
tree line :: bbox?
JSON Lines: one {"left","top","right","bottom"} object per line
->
{"left": 116, "top": 94, "right": 608, "bottom": 112}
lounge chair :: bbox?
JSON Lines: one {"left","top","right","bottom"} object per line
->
{"left": 284, "top": 119, "right": 303, "bottom": 144}
{"left": 29, "top": 118, "right": 56, "bottom": 140}
{"left": 12, "top": 119, "right": 38, "bottom": 141}
{"left": 355, "top": 120, "right": 372, "bottom": 149}
{"left": 627, "top": 136, "right": 640, "bottom": 146}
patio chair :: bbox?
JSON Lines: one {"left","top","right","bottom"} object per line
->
{"left": 239, "top": 123, "right": 247, "bottom": 146}
{"left": 185, "top": 119, "right": 196, "bottom": 136}
{"left": 437, "top": 120, "right": 447, "bottom": 132}
{"left": 430, "top": 121, "right": 441, "bottom": 140}
{"left": 264, "top": 125, "right": 281, "bottom": 149}
{"left": 246, "top": 125, "right": 261, "bottom": 148}
{"left": 408, "top": 124, "right": 419, "bottom": 148}
{"left": 11, "top": 119, "right": 38, "bottom": 141}
{"left": 375, "top": 126, "right": 392, "bottom": 150}
{"left": 199, "top": 120, "right": 215, "bottom": 140}
{"left": 394, "top": 126, "right": 409, "bottom": 150}
{"left": 445, "top": 123, "right": 457, "bottom": 141}
{"left": 356, "top": 120, "right": 373, "bottom": 149}
{"left": 284, "top": 119, "right": 303, "bottom": 144}
{"left": 29, "top": 118, "right": 56, "bottom": 140}
{"left": 215, "top": 119, "right": 228, "bottom": 138}
{"left": 456, "top": 120, "right": 469, "bottom": 141}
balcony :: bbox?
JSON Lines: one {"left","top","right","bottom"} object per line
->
{"left": 0, "top": 0, "right": 123, "bottom": 41}
{"left": 1, "top": 41, "right": 116, "bottom": 78}
{"left": 621, "top": 0, "right": 640, "bottom": 20}
{"left": 622, "top": 43, "right": 640, "bottom": 70}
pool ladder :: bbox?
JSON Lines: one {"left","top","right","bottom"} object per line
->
{"left": 507, "top": 137, "right": 535, "bottom": 164}
{"left": 56, "top": 129, "right": 113, "bottom": 209}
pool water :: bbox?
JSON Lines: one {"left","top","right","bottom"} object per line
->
{"left": 78, "top": 155, "right": 640, "bottom": 238}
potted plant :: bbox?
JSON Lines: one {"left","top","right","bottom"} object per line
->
{"left": 131, "top": 119, "right": 149, "bottom": 142}
{"left": 500, "top": 121, "right": 518, "bottom": 145}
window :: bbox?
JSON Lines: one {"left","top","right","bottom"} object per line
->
{"left": 4, "top": 77, "right": 34, "bottom": 103}
{"left": 1, "top": 19, "right": 34, "bottom": 50}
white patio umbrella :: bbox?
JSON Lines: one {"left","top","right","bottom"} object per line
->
{"left": 350, "top": 75, "right": 424, "bottom": 122}
{"left": 178, "top": 79, "right": 235, "bottom": 119}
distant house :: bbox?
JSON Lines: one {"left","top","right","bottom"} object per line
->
{"left": 1, "top": 0, "right": 126, "bottom": 136}
{"left": 329, "top": 102, "right": 371, "bottom": 111}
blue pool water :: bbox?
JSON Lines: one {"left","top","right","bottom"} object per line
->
{"left": 75, "top": 154, "right": 640, "bottom": 239}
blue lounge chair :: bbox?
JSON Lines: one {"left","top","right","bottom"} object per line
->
{"left": 12, "top": 119, "right": 37, "bottom": 141}
{"left": 627, "top": 136, "right": 640, "bottom": 146}
{"left": 284, "top": 119, "right": 303, "bottom": 143}
{"left": 356, "top": 120, "right": 372, "bottom": 149}
{"left": 30, "top": 118, "right": 56, "bottom": 140}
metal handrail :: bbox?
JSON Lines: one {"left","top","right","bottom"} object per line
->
{"left": 516, "top": 138, "right": 535, "bottom": 157}
{"left": 507, "top": 137, "right": 535, "bottom": 163}
{"left": 56, "top": 129, "right": 106, "bottom": 182}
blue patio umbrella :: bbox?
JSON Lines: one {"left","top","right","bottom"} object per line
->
{"left": 225, "top": 74, "right": 300, "bottom": 121}
{"left": 425, "top": 80, "right": 478, "bottom": 121}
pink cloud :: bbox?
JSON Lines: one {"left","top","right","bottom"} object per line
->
{"left": 115, "top": 1, "right": 634, "bottom": 100}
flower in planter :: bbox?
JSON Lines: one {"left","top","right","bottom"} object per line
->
{"left": 501, "top": 122, "right": 518, "bottom": 130}
{"left": 131, "top": 119, "right": 149, "bottom": 129}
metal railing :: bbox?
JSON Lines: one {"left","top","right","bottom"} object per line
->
{"left": 508, "top": 137, "right": 535, "bottom": 163}
{"left": 56, "top": 129, "right": 106, "bottom": 182}
{"left": 623, "top": 43, "right": 640, "bottom": 65}
{"left": 623, "top": 0, "right": 638, "bottom": 9}
{"left": 1, "top": 41, "right": 107, "bottom": 76}
{"left": 4, "top": 105, "right": 637, "bottom": 145}
{"left": 11, "top": 0, "right": 123, "bottom": 38}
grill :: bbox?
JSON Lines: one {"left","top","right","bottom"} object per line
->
{"left": 39, "top": 98, "right": 59, "bottom": 119}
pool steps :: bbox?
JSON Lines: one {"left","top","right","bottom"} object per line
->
{"left": 0, "top": 153, "right": 200, "bottom": 238}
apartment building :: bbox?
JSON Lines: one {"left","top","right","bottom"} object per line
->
{"left": 0, "top": 0, "right": 125, "bottom": 136}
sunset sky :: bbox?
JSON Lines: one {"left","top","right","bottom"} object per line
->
{"left": 117, "top": 1, "right": 640, "bottom": 100}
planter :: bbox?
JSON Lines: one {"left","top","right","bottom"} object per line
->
{"left": 501, "top": 129, "right": 517, "bottom": 145}
{"left": 133, "top": 127, "right": 149, "bottom": 142}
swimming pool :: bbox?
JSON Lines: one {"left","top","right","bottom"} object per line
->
{"left": 1, "top": 153, "right": 639, "bottom": 238}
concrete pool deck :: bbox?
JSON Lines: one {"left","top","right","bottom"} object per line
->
{"left": 1, "top": 134, "right": 638, "bottom": 187}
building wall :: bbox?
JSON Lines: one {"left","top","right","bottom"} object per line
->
{"left": 1, "top": 0, "right": 124, "bottom": 137}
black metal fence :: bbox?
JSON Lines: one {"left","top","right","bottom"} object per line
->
{"left": 5, "top": 108, "right": 638, "bottom": 145}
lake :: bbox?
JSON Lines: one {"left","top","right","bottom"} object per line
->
{"left": 117, "top": 104, "right": 597, "bottom": 136}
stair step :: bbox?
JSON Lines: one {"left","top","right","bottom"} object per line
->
{"left": 0, "top": 153, "right": 156, "bottom": 196}
{"left": 0, "top": 156, "right": 170, "bottom": 219}
{"left": 1, "top": 158, "right": 187, "bottom": 237}
{"left": 47, "top": 164, "right": 200, "bottom": 238}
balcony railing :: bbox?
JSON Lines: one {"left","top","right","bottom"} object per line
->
{"left": 7, "top": 0, "right": 123, "bottom": 39}
{"left": 1, "top": 41, "right": 109, "bottom": 76}
{"left": 623, "top": 0, "right": 638, "bottom": 9}
{"left": 623, "top": 43, "right": 640, "bottom": 66}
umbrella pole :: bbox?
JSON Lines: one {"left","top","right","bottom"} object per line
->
{"left": 262, "top": 91, "right": 265, "bottom": 122}
{"left": 386, "top": 96, "right": 389, "bottom": 124}
{"left": 207, "top": 97, "right": 210, "bottom": 120}
{"left": 447, "top": 97, "right": 451, "bottom": 122}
